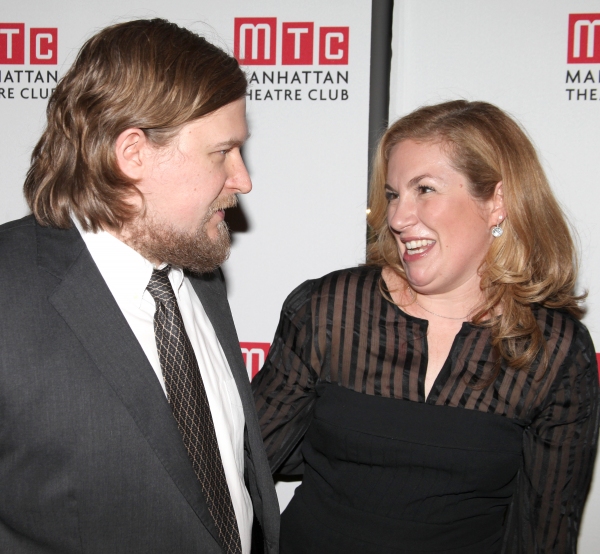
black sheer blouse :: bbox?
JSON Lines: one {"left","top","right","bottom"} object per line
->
{"left": 252, "top": 266, "right": 599, "bottom": 553}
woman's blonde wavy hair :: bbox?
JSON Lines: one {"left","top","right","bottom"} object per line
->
{"left": 367, "top": 100, "right": 584, "bottom": 374}
{"left": 24, "top": 18, "right": 247, "bottom": 232}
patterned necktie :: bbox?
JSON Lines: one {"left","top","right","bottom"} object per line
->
{"left": 147, "top": 266, "right": 242, "bottom": 554}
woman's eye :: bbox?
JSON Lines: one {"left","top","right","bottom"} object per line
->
{"left": 385, "top": 190, "right": 398, "bottom": 202}
{"left": 418, "top": 185, "right": 434, "bottom": 194}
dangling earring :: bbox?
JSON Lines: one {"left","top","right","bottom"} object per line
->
{"left": 491, "top": 215, "right": 504, "bottom": 238}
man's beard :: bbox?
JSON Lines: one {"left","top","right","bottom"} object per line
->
{"left": 125, "top": 197, "right": 236, "bottom": 274}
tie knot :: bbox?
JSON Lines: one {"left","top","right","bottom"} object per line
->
{"left": 147, "top": 265, "right": 174, "bottom": 303}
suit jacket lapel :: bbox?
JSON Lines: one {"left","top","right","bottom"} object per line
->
{"left": 189, "top": 271, "right": 255, "bottom": 424}
{"left": 37, "top": 223, "right": 223, "bottom": 548}
{"left": 190, "top": 270, "right": 281, "bottom": 551}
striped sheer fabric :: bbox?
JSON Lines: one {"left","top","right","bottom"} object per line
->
{"left": 252, "top": 266, "right": 599, "bottom": 553}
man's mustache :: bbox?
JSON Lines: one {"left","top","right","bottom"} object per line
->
{"left": 208, "top": 194, "right": 238, "bottom": 216}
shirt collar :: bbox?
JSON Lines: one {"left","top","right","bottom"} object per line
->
{"left": 73, "top": 218, "right": 184, "bottom": 306}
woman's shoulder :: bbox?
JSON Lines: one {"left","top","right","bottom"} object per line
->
{"left": 313, "top": 264, "right": 383, "bottom": 290}
{"left": 287, "top": 265, "right": 382, "bottom": 299}
{"left": 533, "top": 305, "right": 596, "bottom": 374}
{"left": 281, "top": 265, "right": 383, "bottom": 315}
{"left": 533, "top": 305, "right": 593, "bottom": 343}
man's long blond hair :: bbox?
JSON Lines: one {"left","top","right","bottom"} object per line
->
{"left": 24, "top": 19, "right": 247, "bottom": 232}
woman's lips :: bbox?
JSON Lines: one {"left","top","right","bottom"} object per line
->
{"left": 402, "top": 239, "right": 435, "bottom": 262}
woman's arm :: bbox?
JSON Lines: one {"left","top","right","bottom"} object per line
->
{"left": 252, "top": 279, "right": 320, "bottom": 474}
{"left": 502, "top": 325, "right": 600, "bottom": 553}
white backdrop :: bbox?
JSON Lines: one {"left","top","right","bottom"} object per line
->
{"left": 391, "top": 1, "right": 600, "bottom": 550}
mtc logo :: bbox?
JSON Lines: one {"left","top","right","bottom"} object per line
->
{"left": 234, "top": 17, "right": 349, "bottom": 65}
{"left": 0, "top": 23, "right": 57, "bottom": 65}
{"left": 568, "top": 14, "right": 600, "bottom": 63}
{"left": 240, "top": 342, "right": 271, "bottom": 378}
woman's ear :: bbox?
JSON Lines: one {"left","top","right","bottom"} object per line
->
{"left": 489, "top": 181, "right": 506, "bottom": 226}
{"left": 114, "top": 128, "right": 148, "bottom": 181}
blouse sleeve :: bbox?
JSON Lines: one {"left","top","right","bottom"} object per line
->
{"left": 251, "top": 279, "right": 320, "bottom": 475}
{"left": 502, "top": 325, "right": 600, "bottom": 553}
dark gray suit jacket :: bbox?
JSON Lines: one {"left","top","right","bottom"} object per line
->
{"left": 0, "top": 216, "right": 279, "bottom": 553}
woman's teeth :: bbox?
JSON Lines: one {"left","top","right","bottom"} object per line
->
{"left": 405, "top": 239, "right": 435, "bottom": 254}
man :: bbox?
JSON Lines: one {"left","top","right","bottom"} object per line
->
{"left": 0, "top": 19, "right": 278, "bottom": 553}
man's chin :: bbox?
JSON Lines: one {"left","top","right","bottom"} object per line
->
{"left": 204, "top": 229, "right": 221, "bottom": 243}
{"left": 124, "top": 219, "right": 232, "bottom": 274}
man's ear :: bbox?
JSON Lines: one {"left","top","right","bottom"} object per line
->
{"left": 489, "top": 181, "right": 506, "bottom": 225}
{"left": 115, "top": 128, "right": 148, "bottom": 181}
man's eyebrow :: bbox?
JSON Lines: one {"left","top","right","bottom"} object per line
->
{"left": 212, "top": 133, "right": 251, "bottom": 149}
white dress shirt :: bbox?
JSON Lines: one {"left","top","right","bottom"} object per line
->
{"left": 75, "top": 220, "right": 252, "bottom": 553}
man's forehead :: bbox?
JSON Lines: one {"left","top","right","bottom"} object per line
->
{"left": 185, "top": 100, "right": 249, "bottom": 142}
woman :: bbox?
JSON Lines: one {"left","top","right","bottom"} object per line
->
{"left": 252, "top": 101, "right": 599, "bottom": 553}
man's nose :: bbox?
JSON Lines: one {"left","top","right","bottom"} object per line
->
{"left": 228, "top": 151, "right": 252, "bottom": 194}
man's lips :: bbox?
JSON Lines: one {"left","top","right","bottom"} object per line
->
{"left": 208, "top": 196, "right": 238, "bottom": 219}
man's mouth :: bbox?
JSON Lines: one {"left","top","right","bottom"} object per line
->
{"left": 209, "top": 195, "right": 238, "bottom": 217}
{"left": 404, "top": 239, "right": 435, "bottom": 255}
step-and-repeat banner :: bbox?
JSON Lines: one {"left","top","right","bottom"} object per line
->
{"left": 0, "top": 0, "right": 371, "bottom": 509}
{"left": 3, "top": 0, "right": 600, "bottom": 546}
{"left": 391, "top": 1, "right": 600, "bottom": 549}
